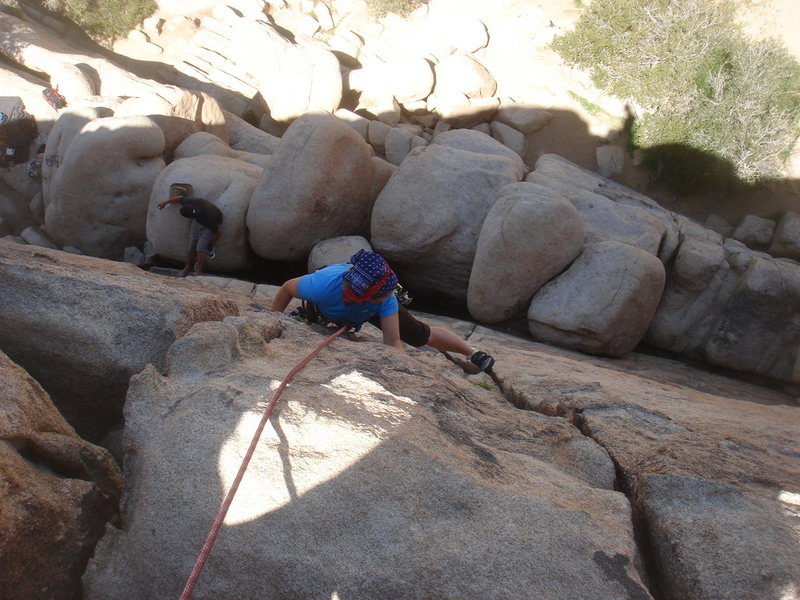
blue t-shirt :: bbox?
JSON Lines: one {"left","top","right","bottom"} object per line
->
{"left": 297, "top": 264, "right": 398, "bottom": 329}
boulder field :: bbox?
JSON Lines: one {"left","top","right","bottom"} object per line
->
{"left": 1, "top": 1, "right": 799, "bottom": 597}
{"left": 1, "top": 240, "right": 798, "bottom": 599}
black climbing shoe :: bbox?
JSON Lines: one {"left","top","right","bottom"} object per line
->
{"left": 468, "top": 351, "right": 495, "bottom": 372}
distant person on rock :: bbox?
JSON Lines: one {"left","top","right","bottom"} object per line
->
{"left": 270, "top": 249, "right": 496, "bottom": 372}
{"left": 158, "top": 184, "right": 222, "bottom": 277}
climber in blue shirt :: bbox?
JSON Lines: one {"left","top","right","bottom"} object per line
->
{"left": 270, "top": 250, "right": 495, "bottom": 372}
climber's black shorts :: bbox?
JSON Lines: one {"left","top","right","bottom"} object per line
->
{"left": 368, "top": 305, "right": 430, "bottom": 347}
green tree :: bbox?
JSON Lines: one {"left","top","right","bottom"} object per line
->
{"left": 42, "top": 0, "right": 157, "bottom": 42}
{"left": 553, "top": 0, "right": 800, "bottom": 191}
{"left": 364, "top": 0, "right": 425, "bottom": 18}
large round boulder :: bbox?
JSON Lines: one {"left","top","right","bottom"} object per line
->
{"left": 307, "top": 235, "right": 372, "bottom": 273}
{"left": 173, "top": 131, "right": 240, "bottom": 161}
{"left": 166, "top": 89, "right": 229, "bottom": 143}
{"left": 43, "top": 115, "right": 165, "bottom": 259}
{"left": 224, "top": 111, "right": 281, "bottom": 155}
{"left": 468, "top": 182, "right": 585, "bottom": 323}
{"left": 349, "top": 56, "right": 435, "bottom": 105}
{"left": 49, "top": 62, "right": 96, "bottom": 102}
{"left": 433, "top": 52, "right": 497, "bottom": 99}
{"left": 116, "top": 89, "right": 229, "bottom": 162}
{"left": 768, "top": 210, "right": 800, "bottom": 260}
{"left": 41, "top": 107, "right": 114, "bottom": 211}
{"left": 147, "top": 154, "right": 261, "bottom": 272}
{"left": 173, "top": 131, "right": 272, "bottom": 169}
{"left": 246, "top": 113, "right": 374, "bottom": 261}
{"left": 645, "top": 236, "right": 729, "bottom": 352}
{"left": 527, "top": 241, "right": 665, "bottom": 357}
{"left": 227, "top": 20, "right": 341, "bottom": 122}
{"left": 371, "top": 129, "right": 526, "bottom": 303}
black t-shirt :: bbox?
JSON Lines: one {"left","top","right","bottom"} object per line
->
{"left": 180, "top": 198, "right": 223, "bottom": 232}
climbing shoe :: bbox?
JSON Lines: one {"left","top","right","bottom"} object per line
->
{"left": 468, "top": 350, "right": 495, "bottom": 372}
{"left": 207, "top": 247, "right": 216, "bottom": 259}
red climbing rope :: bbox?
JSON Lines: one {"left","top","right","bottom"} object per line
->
{"left": 179, "top": 325, "right": 348, "bottom": 600}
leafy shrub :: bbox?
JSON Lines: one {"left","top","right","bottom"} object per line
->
{"left": 42, "top": 0, "right": 157, "bottom": 42}
{"left": 1, "top": 1, "right": 21, "bottom": 13}
{"left": 365, "top": 0, "right": 426, "bottom": 18}
{"left": 553, "top": 0, "right": 800, "bottom": 191}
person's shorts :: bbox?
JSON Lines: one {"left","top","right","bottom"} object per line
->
{"left": 189, "top": 221, "right": 215, "bottom": 253}
{"left": 369, "top": 305, "right": 430, "bottom": 347}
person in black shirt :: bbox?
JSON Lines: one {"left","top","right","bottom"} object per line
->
{"left": 158, "top": 192, "right": 223, "bottom": 276}
{"left": 0, "top": 108, "right": 38, "bottom": 167}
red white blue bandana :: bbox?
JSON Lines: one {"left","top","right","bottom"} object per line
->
{"left": 343, "top": 250, "right": 398, "bottom": 302}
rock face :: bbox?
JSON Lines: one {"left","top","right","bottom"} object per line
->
{"left": 0, "top": 243, "right": 795, "bottom": 600}
{"left": 0, "top": 13, "right": 175, "bottom": 101}
{"left": 0, "top": 350, "right": 122, "bottom": 600}
{"left": 172, "top": 16, "right": 342, "bottom": 120}
{"left": 43, "top": 115, "right": 166, "bottom": 259}
{"left": 371, "top": 129, "right": 526, "bottom": 303}
{"left": 82, "top": 313, "right": 650, "bottom": 600}
{"left": 472, "top": 326, "right": 800, "bottom": 600}
{"left": 247, "top": 113, "right": 374, "bottom": 261}
{"left": 636, "top": 475, "right": 799, "bottom": 600}
{"left": 0, "top": 240, "right": 240, "bottom": 440}
{"left": 646, "top": 236, "right": 800, "bottom": 384}
{"left": 0, "top": 62, "right": 58, "bottom": 133}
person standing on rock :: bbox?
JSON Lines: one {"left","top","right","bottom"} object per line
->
{"left": 270, "top": 249, "right": 496, "bottom": 372}
{"left": 157, "top": 184, "right": 222, "bottom": 277}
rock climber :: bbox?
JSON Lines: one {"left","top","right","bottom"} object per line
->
{"left": 270, "top": 249, "right": 495, "bottom": 372}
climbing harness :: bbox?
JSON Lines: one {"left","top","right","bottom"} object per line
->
{"left": 178, "top": 324, "right": 347, "bottom": 600}
{"left": 394, "top": 283, "right": 412, "bottom": 306}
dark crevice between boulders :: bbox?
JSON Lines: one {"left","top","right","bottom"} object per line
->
{"left": 491, "top": 378, "right": 666, "bottom": 600}
{"left": 573, "top": 410, "right": 666, "bottom": 600}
